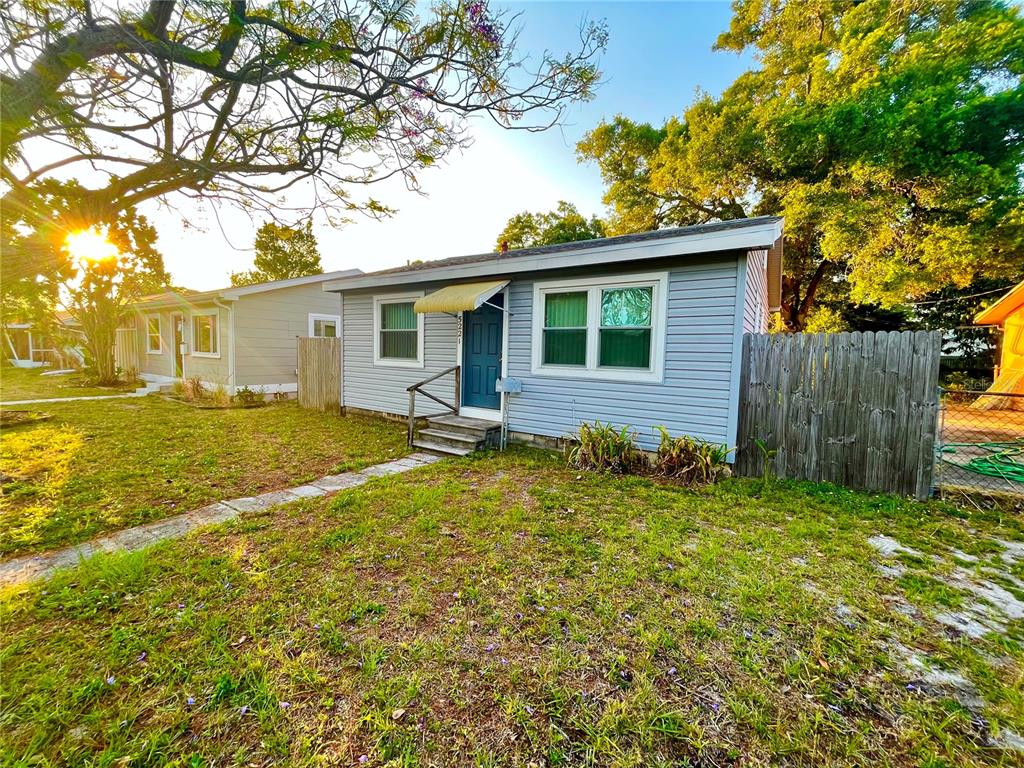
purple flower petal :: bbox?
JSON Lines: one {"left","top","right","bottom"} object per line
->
{"left": 280, "top": 701, "right": 291, "bottom": 709}
{"left": 105, "top": 675, "right": 116, "bottom": 685}
{"left": 240, "top": 705, "right": 249, "bottom": 715}
{"left": 187, "top": 696, "right": 196, "bottom": 706}
{"left": 358, "top": 756, "right": 368, "bottom": 764}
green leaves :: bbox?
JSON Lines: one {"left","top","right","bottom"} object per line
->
{"left": 495, "top": 201, "right": 605, "bottom": 251}
{"left": 580, "top": 0, "right": 1024, "bottom": 326}
{"left": 229, "top": 220, "right": 322, "bottom": 287}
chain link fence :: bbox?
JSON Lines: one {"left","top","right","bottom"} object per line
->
{"left": 937, "top": 388, "right": 1024, "bottom": 497}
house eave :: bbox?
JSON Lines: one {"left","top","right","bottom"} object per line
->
{"left": 975, "top": 280, "right": 1024, "bottom": 326}
{"left": 321, "top": 218, "right": 784, "bottom": 293}
{"left": 131, "top": 268, "right": 364, "bottom": 310}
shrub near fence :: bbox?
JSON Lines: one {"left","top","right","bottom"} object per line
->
{"left": 736, "top": 331, "right": 942, "bottom": 500}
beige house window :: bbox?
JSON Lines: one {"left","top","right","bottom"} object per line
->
{"left": 145, "top": 316, "right": 162, "bottom": 354}
{"left": 191, "top": 311, "right": 219, "bottom": 357}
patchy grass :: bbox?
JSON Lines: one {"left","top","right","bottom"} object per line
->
{"left": 0, "top": 397, "right": 408, "bottom": 556}
{"left": 0, "top": 366, "right": 139, "bottom": 402}
{"left": 2, "top": 449, "right": 1023, "bottom": 766}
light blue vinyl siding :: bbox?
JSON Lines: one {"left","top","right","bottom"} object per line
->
{"left": 506, "top": 256, "right": 741, "bottom": 451}
{"left": 341, "top": 290, "right": 459, "bottom": 416}
{"left": 338, "top": 252, "right": 749, "bottom": 451}
{"left": 743, "top": 248, "right": 769, "bottom": 334}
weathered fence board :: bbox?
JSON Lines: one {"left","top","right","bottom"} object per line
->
{"left": 114, "top": 327, "right": 139, "bottom": 378}
{"left": 297, "top": 337, "right": 341, "bottom": 413}
{"left": 736, "top": 330, "right": 941, "bottom": 499}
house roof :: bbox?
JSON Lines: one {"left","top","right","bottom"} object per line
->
{"left": 975, "top": 280, "right": 1024, "bottom": 326}
{"left": 133, "top": 269, "right": 363, "bottom": 309}
{"left": 322, "top": 216, "right": 784, "bottom": 292}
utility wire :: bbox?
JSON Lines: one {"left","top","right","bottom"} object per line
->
{"left": 909, "top": 286, "right": 1011, "bottom": 307}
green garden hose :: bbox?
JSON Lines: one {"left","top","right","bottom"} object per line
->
{"left": 941, "top": 440, "right": 1024, "bottom": 483}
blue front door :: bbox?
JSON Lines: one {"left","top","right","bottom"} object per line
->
{"left": 462, "top": 295, "right": 503, "bottom": 410}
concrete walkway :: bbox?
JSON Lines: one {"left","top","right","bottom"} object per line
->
{"left": 3, "top": 381, "right": 163, "bottom": 406}
{"left": 0, "top": 451, "right": 443, "bottom": 588}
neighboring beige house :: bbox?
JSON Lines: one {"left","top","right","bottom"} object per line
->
{"left": 127, "top": 270, "right": 360, "bottom": 395}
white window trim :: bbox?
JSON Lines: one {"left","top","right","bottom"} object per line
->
{"left": 372, "top": 292, "right": 424, "bottom": 369}
{"left": 145, "top": 314, "right": 163, "bottom": 355}
{"left": 190, "top": 309, "right": 220, "bottom": 358}
{"left": 530, "top": 271, "right": 668, "bottom": 383}
{"left": 308, "top": 312, "right": 341, "bottom": 338}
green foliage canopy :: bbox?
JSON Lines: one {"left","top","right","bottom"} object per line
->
{"left": 495, "top": 201, "right": 605, "bottom": 251}
{"left": 578, "top": 0, "right": 1024, "bottom": 330}
{"left": 230, "top": 221, "right": 323, "bottom": 286}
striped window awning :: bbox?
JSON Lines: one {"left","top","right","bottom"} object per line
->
{"left": 413, "top": 280, "right": 509, "bottom": 314}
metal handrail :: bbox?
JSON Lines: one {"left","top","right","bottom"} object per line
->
{"left": 407, "top": 365, "right": 460, "bottom": 445}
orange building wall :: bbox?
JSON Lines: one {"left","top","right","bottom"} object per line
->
{"left": 999, "top": 309, "right": 1024, "bottom": 377}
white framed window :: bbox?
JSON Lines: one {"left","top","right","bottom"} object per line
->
{"left": 145, "top": 315, "right": 162, "bottom": 354}
{"left": 191, "top": 310, "right": 220, "bottom": 357}
{"left": 308, "top": 313, "right": 340, "bottom": 338}
{"left": 373, "top": 293, "right": 424, "bottom": 368}
{"left": 530, "top": 272, "right": 668, "bottom": 383}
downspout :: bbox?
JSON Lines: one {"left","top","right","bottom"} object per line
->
{"left": 213, "top": 298, "right": 236, "bottom": 394}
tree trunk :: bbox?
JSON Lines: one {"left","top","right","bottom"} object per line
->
{"left": 779, "top": 258, "right": 830, "bottom": 332}
{"left": 82, "top": 320, "right": 119, "bottom": 385}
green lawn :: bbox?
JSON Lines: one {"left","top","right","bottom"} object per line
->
{"left": 2, "top": 449, "right": 1022, "bottom": 766}
{"left": 0, "top": 397, "right": 408, "bottom": 557}
{"left": 1, "top": 365, "right": 140, "bottom": 402}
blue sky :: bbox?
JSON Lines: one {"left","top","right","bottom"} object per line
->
{"left": 160, "top": 1, "right": 755, "bottom": 289}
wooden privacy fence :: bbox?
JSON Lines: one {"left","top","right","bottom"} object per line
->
{"left": 735, "top": 330, "right": 942, "bottom": 500}
{"left": 297, "top": 337, "right": 341, "bottom": 413}
{"left": 114, "top": 327, "right": 139, "bottom": 378}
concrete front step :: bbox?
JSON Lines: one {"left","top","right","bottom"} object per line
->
{"left": 412, "top": 439, "right": 474, "bottom": 457}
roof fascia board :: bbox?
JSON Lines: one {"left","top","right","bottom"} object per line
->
{"left": 322, "top": 220, "right": 783, "bottom": 292}
{"left": 221, "top": 268, "right": 362, "bottom": 298}
{"left": 133, "top": 269, "right": 364, "bottom": 308}
{"left": 975, "top": 283, "right": 1024, "bottom": 324}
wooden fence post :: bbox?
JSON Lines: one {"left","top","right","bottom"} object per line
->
{"left": 297, "top": 337, "right": 342, "bottom": 413}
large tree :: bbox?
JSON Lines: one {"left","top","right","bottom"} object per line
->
{"left": 0, "top": 0, "right": 606, "bottom": 287}
{"left": 495, "top": 200, "right": 605, "bottom": 251}
{"left": 230, "top": 220, "right": 323, "bottom": 286}
{"left": 63, "top": 210, "right": 170, "bottom": 383}
{"left": 578, "top": 0, "right": 1024, "bottom": 331}
{"left": 0, "top": 177, "right": 170, "bottom": 381}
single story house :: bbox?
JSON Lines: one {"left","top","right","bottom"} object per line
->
{"left": 321, "top": 216, "right": 783, "bottom": 454}
{"left": 128, "top": 269, "right": 361, "bottom": 395}
{"left": 974, "top": 279, "right": 1024, "bottom": 408}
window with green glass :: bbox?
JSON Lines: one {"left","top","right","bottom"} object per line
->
{"left": 379, "top": 301, "right": 418, "bottom": 360}
{"left": 543, "top": 291, "right": 587, "bottom": 365}
{"left": 599, "top": 286, "right": 652, "bottom": 368}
